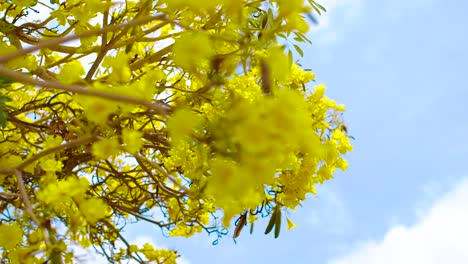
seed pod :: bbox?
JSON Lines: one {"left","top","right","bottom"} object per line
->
{"left": 233, "top": 214, "right": 247, "bottom": 239}
{"left": 260, "top": 59, "right": 271, "bottom": 95}
{"left": 265, "top": 206, "right": 277, "bottom": 235}
{"left": 274, "top": 206, "right": 282, "bottom": 238}
{"left": 261, "top": 14, "right": 268, "bottom": 29}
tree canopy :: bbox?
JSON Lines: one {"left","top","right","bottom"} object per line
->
{"left": 0, "top": 0, "right": 352, "bottom": 263}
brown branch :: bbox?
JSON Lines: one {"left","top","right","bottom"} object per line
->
{"left": 129, "top": 44, "right": 173, "bottom": 71}
{"left": 19, "top": 136, "right": 97, "bottom": 170}
{"left": 133, "top": 154, "right": 189, "bottom": 194}
{"left": 14, "top": 169, "right": 41, "bottom": 224}
{"left": 0, "top": 136, "right": 97, "bottom": 175}
{"left": 85, "top": 19, "right": 137, "bottom": 81}
{"left": 135, "top": 156, "right": 182, "bottom": 198}
{"left": 14, "top": 169, "right": 54, "bottom": 248}
{"left": 102, "top": 9, "right": 109, "bottom": 51}
{"left": 0, "top": 15, "right": 167, "bottom": 63}
{"left": 0, "top": 65, "right": 170, "bottom": 116}
{"left": 0, "top": 191, "right": 19, "bottom": 200}
{"left": 109, "top": 201, "right": 172, "bottom": 228}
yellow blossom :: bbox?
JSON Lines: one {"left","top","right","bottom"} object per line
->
{"left": 79, "top": 198, "right": 109, "bottom": 224}
{"left": 0, "top": 223, "right": 23, "bottom": 250}
{"left": 286, "top": 217, "right": 297, "bottom": 230}
{"left": 122, "top": 128, "right": 144, "bottom": 154}
{"left": 56, "top": 61, "right": 85, "bottom": 85}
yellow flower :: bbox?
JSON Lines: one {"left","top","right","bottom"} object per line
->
{"left": 91, "top": 137, "right": 120, "bottom": 160}
{"left": 284, "top": 14, "right": 309, "bottom": 33}
{"left": 140, "top": 243, "right": 178, "bottom": 263}
{"left": 276, "top": 0, "right": 304, "bottom": 18}
{"left": 265, "top": 46, "right": 291, "bottom": 82}
{"left": 173, "top": 32, "right": 213, "bottom": 71}
{"left": 56, "top": 61, "right": 85, "bottom": 85}
{"left": 335, "top": 158, "right": 349, "bottom": 171}
{"left": 336, "top": 104, "right": 346, "bottom": 111}
{"left": 122, "top": 128, "right": 144, "bottom": 154}
{"left": 76, "top": 95, "right": 118, "bottom": 124}
{"left": 79, "top": 198, "right": 109, "bottom": 224}
{"left": 167, "top": 109, "right": 202, "bottom": 142}
{"left": 37, "top": 177, "right": 90, "bottom": 204}
{"left": 39, "top": 158, "right": 63, "bottom": 172}
{"left": 0, "top": 223, "right": 23, "bottom": 250}
{"left": 102, "top": 52, "right": 131, "bottom": 83}
{"left": 286, "top": 217, "right": 297, "bottom": 230}
{"left": 314, "top": 84, "right": 326, "bottom": 99}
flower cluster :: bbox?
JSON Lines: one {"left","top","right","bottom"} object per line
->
{"left": 0, "top": 0, "right": 351, "bottom": 262}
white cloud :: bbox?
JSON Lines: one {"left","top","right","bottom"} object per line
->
{"left": 307, "top": 186, "right": 353, "bottom": 235}
{"left": 329, "top": 177, "right": 468, "bottom": 264}
{"left": 309, "top": 0, "right": 365, "bottom": 33}
{"left": 318, "top": 0, "right": 364, "bottom": 17}
{"left": 304, "top": 0, "right": 365, "bottom": 48}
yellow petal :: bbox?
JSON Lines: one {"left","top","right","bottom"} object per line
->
{"left": 286, "top": 217, "right": 297, "bottom": 230}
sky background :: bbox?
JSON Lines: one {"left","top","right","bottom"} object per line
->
{"left": 76, "top": 0, "right": 468, "bottom": 263}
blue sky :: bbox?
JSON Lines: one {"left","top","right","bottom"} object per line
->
{"left": 81, "top": 0, "right": 468, "bottom": 263}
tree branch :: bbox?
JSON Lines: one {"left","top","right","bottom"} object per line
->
{"left": 0, "top": 136, "right": 97, "bottom": 175}
{"left": 0, "top": 15, "right": 167, "bottom": 63}
{"left": 0, "top": 65, "right": 170, "bottom": 116}
{"left": 14, "top": 169, "right": 41, "bottom": 225}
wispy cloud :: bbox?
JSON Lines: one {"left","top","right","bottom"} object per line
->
{"left": 328, "top": 177, "right": 468, "bottom": 264}
{"left": 310, "top": 0, "right": 365, "bottom": 32}
{"left": 306, "top": 186, "right": 353, "bottom": 235}
{"left": 304, "top": 0, "right": 365, "bottom": 47}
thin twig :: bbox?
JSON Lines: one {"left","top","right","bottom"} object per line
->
{"left": 0, "top": 136, "right": 97, "bottom": 175}
{"left": 0, "top": 192, "right": 19, "bottom": 199}
{"left": 129, "top": 44, "right": 173, "bottom": 71}
{"left": 20, "top": 136, "right": 98, "bottom": 170}
{"left": 134, "top": 154, "right": 190, "bottom": 194}
{"left": 0, "top": 65, "right": 170, "bottom": 116}
{"left": 110, "top": 202, "right": 171, "bottom": 228}
{"left": 14, "top": 169, "right": 40, "bottom": 224}
{"left": 0, "top": 15, "right": 166, "bottom": 63}
{"left": 15, "top": 169, "right": 52, "bottom": 248}
{"left": 135, "top": 156, "right": 184, "bottom": 197}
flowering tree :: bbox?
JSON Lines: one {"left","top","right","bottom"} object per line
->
{"left": 0, "top": 0, "right": 352, "bottom": 263}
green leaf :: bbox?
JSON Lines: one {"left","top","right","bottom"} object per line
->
{"left": 0, "top": 95, "right": 12, "bottom": 104}
{"left": 277, "top": 33, "right": 287, "bottom": 39}
{"left": 295, "top": 32, "right": 312, "bottom": 44}
{"left": 0, "top": 76, "right": 16, "bottom": 88}
{"left": 311, "top": 5, "right": 322, "bottom": 15}
{"left": 293, "top": 44, "right": 304, "bottom": 57}
{"left": 248, "top": 20, "right": 258, "bottom": 28}
{"left": 288, "top": 49, "right": 293, "bottom": 65}
{"left": 293, "top": 36, "right": 303, "bottom": 42}
{"left": 309, "top": 1, "right": 327, "bottom": 16}
{"left": 315, "top": 2, "right": 327, "bottom": 12}
{"left": 0, "top": 110, "right": 8, "bottom": 128}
